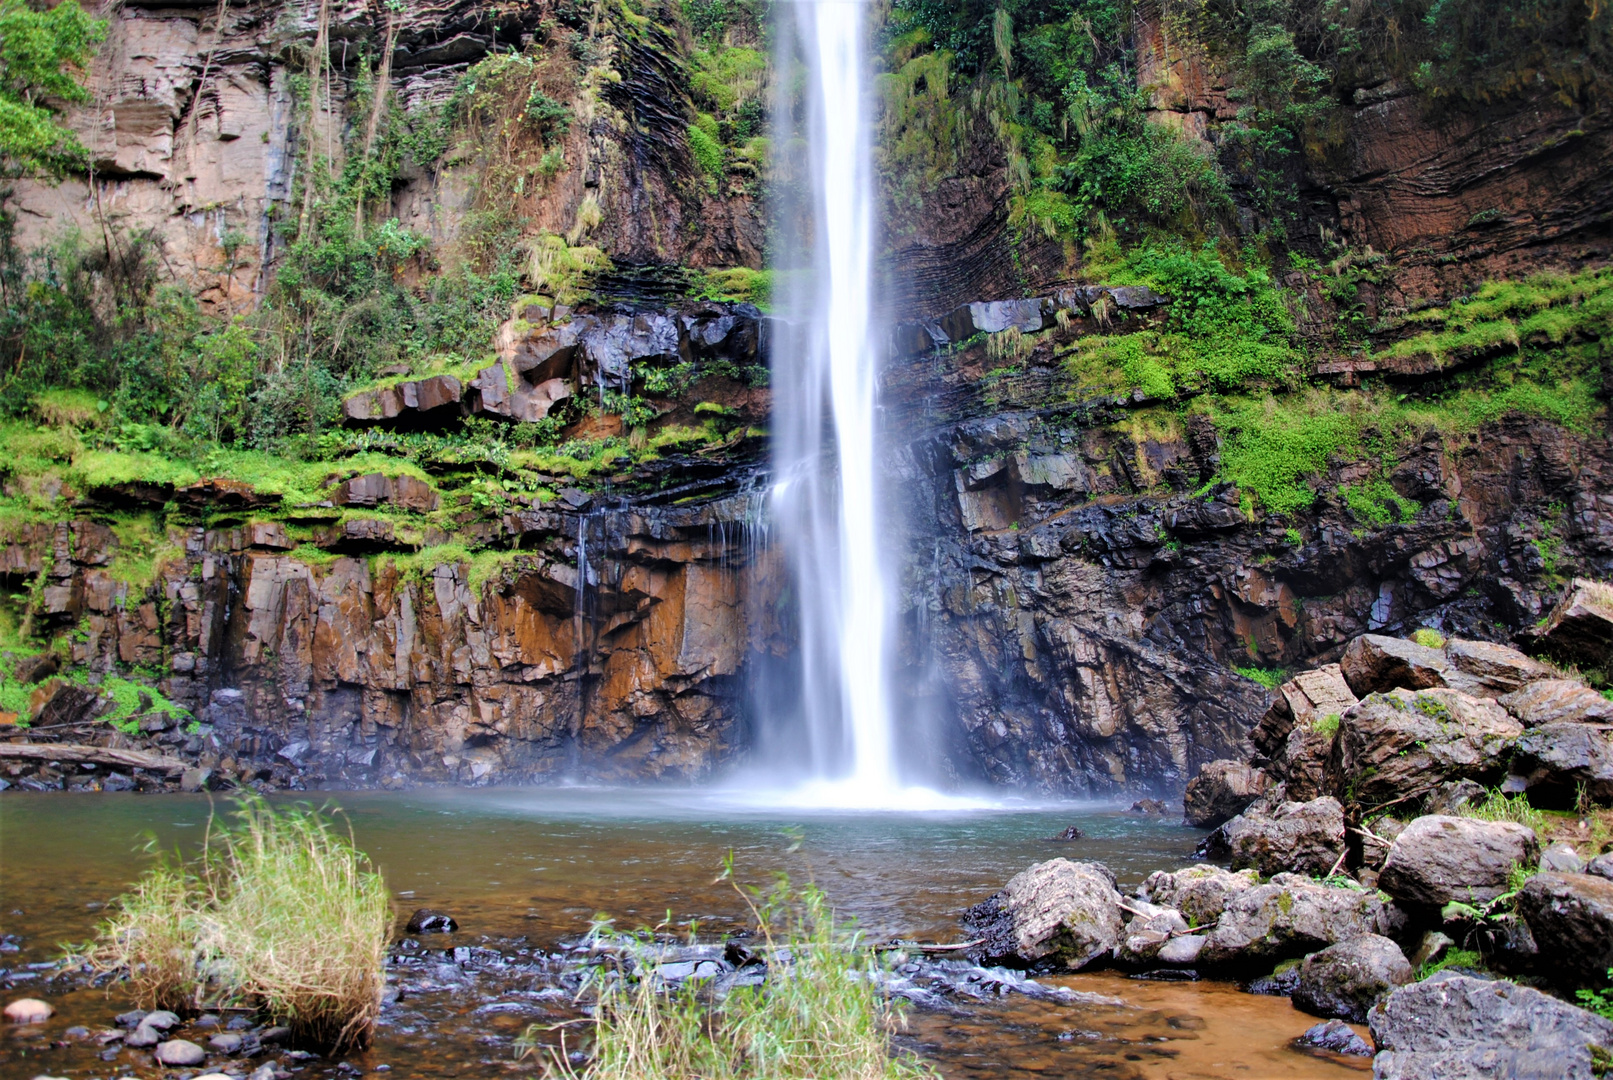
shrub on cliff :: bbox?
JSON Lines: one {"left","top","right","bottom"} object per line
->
{"left": 79, "top": 798, "right": 391, "bottom": 1052}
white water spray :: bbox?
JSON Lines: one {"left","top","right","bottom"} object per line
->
{"left": 763, "top": 0, "right": 909, "bottom": 802}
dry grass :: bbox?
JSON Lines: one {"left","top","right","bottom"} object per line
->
{"left": 529, "top": 875, "right": 934, "bottom": 1080}
{"left": 77, "top": 798, "right": 390, "bottom": 1052}
{"left": 205, "top": 799, "right": 391, "bottom": 1052}
{"left": 78, "top": 854, "right": 206, "bottom": 1013}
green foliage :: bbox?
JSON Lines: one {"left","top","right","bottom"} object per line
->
{"left": 1341, "top": 476, "right": 1419, "bottom": 527}
{"left": 1459, "top": 788, "right": 1546, "bottom": 834}
{"left": 1311, "top": 712, "right": 1340, "bottom": 737}
{"left": 1211, "top": 396, "right": 1357, "bottom": 515}
{"left": 1578, "top": 969, "right": 1613, "bottom": 1022}
{"left": 1410, "top": 628, "right": 1447, "bottom": 649}
{"left": 101, "top": 675, "right": 192, "bottom": 734}
{"left": 0, "top": 0, "right": 106, "bottom": 176}
{"left": 1418, "top": 947, "right": 1483, "bottom": 981}
{"left": 687, "top": 122, "right": 725, "bottom": 181}
{"left": 1235, "top": 665, "right": 1286, "bottom": 689}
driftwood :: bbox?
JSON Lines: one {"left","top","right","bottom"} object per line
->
{"left": 0, "top": 741, "right": 187, "bottom": 774}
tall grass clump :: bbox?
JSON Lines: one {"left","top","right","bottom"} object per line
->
{"left": 206, "top": 799, "right": 392, "bottom": 1052}
{"left": 533, "top": 871, "right": 934, "bottom": 1080}
{"left": 78, "top": 854, "right": 207, "bottom": 1013}
{"left": 1456, "top": 788, "right": 1547, "bottom": 834}
{"left": 78, "top": 798, "right": 390, "bottom": 1053}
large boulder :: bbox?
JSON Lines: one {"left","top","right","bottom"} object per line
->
{"left": 1251, "top": 664, "right": 1357, "bottom": 756}
{"left": 1265, "top": 722, "right": 1336, "bottom": 801}
{"left": 1378, "top": 815, "right": 1540, "bottom": 907}
{"left": 1136, "top": 864, "right": 1260, "bottom": 928}
{"left": 1527, "top": 578, "right": 1613, "bottom": 671}
{"left": 1183, "top": 760, "right": 1269, "bottom": 827}
{"left": 1340, "top": 634, "right": 1452, "bottom": 696}
{"left": 961, "top": 859, "right": 1124, "bottom": 970}
{"left": 1199, "top": 874, "right": 1404, "bottom": 969}
{"left": 1221, "top": 796, "right": 1346, "bottom": 877}
{"left": 1291, "top": 933, "right": 1413, "bottom": 1023}
{"left": 1335, "top": 689, "right": 1522, "bottom": 805}
{"left": 1369, "top": 972, "right": 1613, "bottom": 1080}
{"left": 1500, "top": 679, "right": 1613, "bottom": 727}
{"left": 1444, "top": 639, "right": 1557, "bottom": 695}
{"left": 1517, "top": 872, "right": 1613, "bottom": 987}
{"left": 1511, "top": 722, "right": 1613, "bottom": 805}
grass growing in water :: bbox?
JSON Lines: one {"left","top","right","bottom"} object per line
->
{"left": 78, "top": 798, "right": 390, "bottom": 1051}
{"left": 531, "top": 870, "right": 934, "bottom": 1079}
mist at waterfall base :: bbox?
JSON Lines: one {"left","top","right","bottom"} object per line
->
{"left": 725, "top": 0, "right": 949, "bottom": 811}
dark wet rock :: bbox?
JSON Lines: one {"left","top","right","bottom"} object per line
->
{"left": 1253, "top": 664, "right": 1359, "bottom": 757}
{"left": 1221, "top": 796, "right": 1345, "bottom": 877}
{"left": 1336, "top": 689, "right": 1522, "bottom": 805}
{"left": 1292, "top": 934, "right": 1413, "bottom": 1023}
{"left": 1340, "top": 634, "right": 1452, "bottom": 696}
{"left": 154, "top": 1039, "right": 207, "bottom": 1065}
{"left": 1042, "top": 826, "right": 1084, "bottom": 841}
{"left": 406, "top": 908, "right": 459, "bottom": 934}
{"left": 209, "top": 1031, "right": 244, "bottom": 1053}
{"left": 1526, "top": 578, "right": 1613, "bottom": 671}
{"left": 1369, "top": 972, "right": 1613, "bottom": 1080}
{"left": 1421, "top": 778, "right": 1487, "bottom": 815}
{"left": 1266, "top": 724, "right": 1337, "bottom": 802}
{"left": 1541, "top": 843, "right": 1586, "bottom": 875}
{"left": 1295, "top": 1019, "right": 1372, "bottom": 1056}
{"left": 1517, "top": 872, "right": 1613, "bottom": 987}
{"left": 1499, "top": 679, "right": 1613, "bottom": 727}
{"left": 1137, "top": 864, "right": 1260, "bottom": 927}
{"left": 1199, "top": 874, "right": 1404, "bottom": 970}
{"left": 962, "top": 858, "right": 1124, "bottom": 970}
{"left": 1183, "top": 760, "right": 1268, "bottom": 827}
{"left": 1511, "top": 722, "right": 1613, "bottom": 805}
{"left": 1128, "top": 798, "right": 1169, "bottom": 815}
{"left": 1588, "top": 853, "right": 1613, "bottom": 880}
{"left": 1378, "top": 815, "right": 1539, "bottom": 907}
{"left": 1247, "top": 959, "right": 1302, "bottom": 996}
{"left": 139, "top": 1009, "right": 179, "bottom": 1030}
{"left": 113, "top": 1010, "right": 147, "bottom": 1028}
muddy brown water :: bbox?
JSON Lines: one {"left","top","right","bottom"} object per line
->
{"left": 0, "top": 789, "right": 1369, "bottom": 1078}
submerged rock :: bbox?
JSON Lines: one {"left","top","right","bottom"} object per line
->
{"left": 1369, "top": 972, "right": 1613, "bottom": 1080}
{"left": 1291, "top": 934, "right": 1413, "bottom": 1023}
{"left": 1378, "top": 815, "right": 1539, "bottom": 907}
{"left": 1183, "top": 760, "right": 1267, "bottom": 827}
{"left": 962, "top": 859, "right": 1124, "bottom": 970}
{"left": 406, "top": 908, "right": 460, "bottom": 934}
{"left": 1295, "top": 1018, "right": 1372, "bottom": 1056}
{"left": 1221, "top": 796, "right": 1345, "bottom": 877}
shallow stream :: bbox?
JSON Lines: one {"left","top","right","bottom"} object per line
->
{"left": 0, "top": 790, "right": 1370, "bottom": 1078}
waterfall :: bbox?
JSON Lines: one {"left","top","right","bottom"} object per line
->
{"left": 763, "top": 0, "right": 900, "bottom": 798}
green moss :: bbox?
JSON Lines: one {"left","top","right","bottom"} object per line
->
{"left": 1311, "top": 712, "right": 1340, "bottom": 737}
{"left": 1234, "top": 666, "right": 1285, "bottom": 690}
{"left": 101, "top": 674, "right": 191, "bottom": 734}
{"left": 1411, "top": 628, "right": 1447, "bottom": 649}
{"left": 106, "top": 515, "right": 183, "bottom": 589}
{"left": 687, "top": 123, "right": 724, "bottom": 180}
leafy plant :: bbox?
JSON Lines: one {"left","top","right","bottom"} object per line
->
{"left": 1235, "top": 666, "right": 1285, "bottom": 690}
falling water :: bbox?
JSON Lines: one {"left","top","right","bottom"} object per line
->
{"left": 763, "top": 0, "right": 903, "bottom": 801}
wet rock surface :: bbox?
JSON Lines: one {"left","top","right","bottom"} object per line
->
{"left": 1517, "top": 872, "right": 1613, "bottom": 988}
{"left": 1220, "top": 796, "right": 1345, "bottom": 878}
{"left": 1182, "top": 760, "right": 1268, "bottom": 827}
{"left": 1198, "top": 875, "right": 1403, "bottom": 970}
{"left": 1291, "top": 934, "right": 1412, "bottom": 1023}
{"left": 962, "top": 859, "right": 1124, "bottom": 970}
{"left": 1335, "top": 689, "right": 1523, "bottom": 805}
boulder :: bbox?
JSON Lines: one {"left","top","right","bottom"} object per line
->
{"left": 1443, "top": 638, "right": 1556, "bottom": 694}
{"left": 1295, "top": 1019, "right": 1372, "bottom": 1056}
{"left": 1588, "top": 852, "right": 1613, "bottom": 881}
{"left": 1335, "top": 689, "right": 1522, "bottom": 805}
{"left": 341, "top": 374, "right": 463, "bottom": 424}
{"left": 1378, "top": 815, "right": 1539, "bottom": 907}
{"left": 1266, "top": 722, "right": 1336, "bottom": 801}
{"left": 1137, "top": 864, "right": 1260, "bottom": 927}
{"left": 1291, "top": 934, "right": 1413, "bottom": 1023}
{"left": 1221, "top": 796, "right": 1346, "bottom": 877}
{"left": 1115, "top": 906, "right": 1193, "bottom": 966}
{"left": 962, "top": 859, "right": 1124, "bottom": 970}
{"left": 1199, "top": 874, "right": 1404, "bottom": 969}
{"left": 1340, "top": 634, "right": 1451, "bottom": 696}
{"left": 1511, "top": 722, "right": 1613, "bottom": 805}
{"left": 1369, "top": 971, "right": 1613, "bottom": 1080}
{"left": 1183, "top": 760, "right": 1269, "bottom": 827}
{"left": 1541, "top": 843, "right": 1587, "bottom": 875}
{"left": 3, "top": 998, "right": 50, "bottom": 1023}
{"left": 154, "top": 1039, "right": 207, "bottom": 1066}
{"left": 1422, "top": 778, "right": 1487, "bottom": 815}
{"left": 1500, "top": 678, "right": 1613, "bottom": 727}
{"left": 1252, "top": 664, "right": 1357, "bottom": 756}
{"left": 1517, "top": 872, "right": 1613, "bottom": 987}
{"left": 1528, "top": 578, "right": 1613, "bottom": 670}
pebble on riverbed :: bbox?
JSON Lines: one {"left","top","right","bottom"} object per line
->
{"left": 1296, "top": 1019, "right": 1372, "bottom": 1056}
{"left": 3, "top": 998, "right": 51, "bottom": 1023}
{"left": 154, "top": 1038, "right": 207, "bottom": 1066}
{"left": 406, "top": 908, "right": 459, "bottom": 933}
